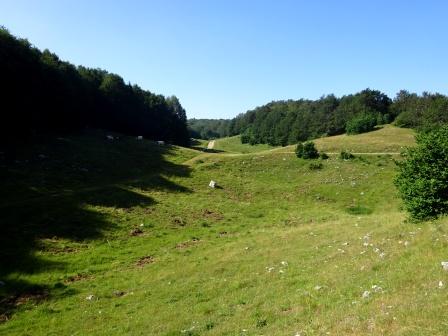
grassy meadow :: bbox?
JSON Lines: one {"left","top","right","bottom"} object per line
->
{"left": 1, "top": 126, "right": 448, "bottom": 335}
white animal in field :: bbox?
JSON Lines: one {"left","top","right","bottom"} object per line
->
{"left": 209, "top": 180, "right": 216, "bottom": 188}
{"left": 137, "top": 136, "right": 143, "bottom": 140}
{"left": 106, "top": 135, "right": 114, "bottom": 140}
{"left": 157, "top": 141, "right": 165, "bottom": 145}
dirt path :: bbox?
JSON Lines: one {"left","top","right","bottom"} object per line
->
{"left": 207, "top": 140, "right": 215, "bottom": 149}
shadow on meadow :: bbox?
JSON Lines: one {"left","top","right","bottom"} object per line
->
{"left": 0, "top": 131, "right": 192, "bottom": 320}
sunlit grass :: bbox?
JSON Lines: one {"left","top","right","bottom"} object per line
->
{"left": 1, "top": 128, "right": 447, "bottom": 335}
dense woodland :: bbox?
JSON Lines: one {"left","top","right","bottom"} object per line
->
{"left": 187, "top": 119, "right": 231, "bottom": 139}
{"left": 190, "top": 90, "right": 448, "bottom": 145}
{"left": 0, "top": 27, "right": 190, "bottom": 146}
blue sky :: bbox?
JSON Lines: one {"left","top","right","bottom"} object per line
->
{"left": 1, "top": 0, "right": 447, "bottom": 119}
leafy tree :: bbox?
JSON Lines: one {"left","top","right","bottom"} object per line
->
{"left": 0, "top": 27, "right": 190, "bottom": 146}
{"left": 395, "top": 126, "right": 448, "bottom": 220}
{"left": 346, "top": 113, "right": 377, "bottom": 135}
{"left": 296, "top": 141, "right": 319, "bottom": 159}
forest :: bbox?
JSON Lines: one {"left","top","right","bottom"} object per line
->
{"left": 0, "top": 27, "right": 190, "bottom": 146}
{"left": 187, "top": 119, "right": 231, "bottom": 139}
{"left": 190, "top": 90, "right": 448, "bottom": 145}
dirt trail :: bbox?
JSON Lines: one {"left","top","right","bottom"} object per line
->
{"left": 207, "top": 140, "right": 215, "bottom": 149}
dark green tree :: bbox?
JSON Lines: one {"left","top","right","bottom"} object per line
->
{"left": 395, "top": 126, "right": 448, "bottom": 220}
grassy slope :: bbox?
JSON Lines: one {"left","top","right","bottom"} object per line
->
{"left": 1, "top": 127, "right": 448, "bottom": 335}
{"left": 213, "top": 135, "right": 276, "bottom": 154}
{"left": 274, "top": 125, "right": 416, "bottom": 154}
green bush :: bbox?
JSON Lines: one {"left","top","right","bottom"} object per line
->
{"left": 319, "top": 152, "right": 329, "bottom": 160}
{"left": 295, "top": 141, "right": 319, "bottom": 159}
{"left": 308, "top": 162, "right": 323, "bottom": 170}
{"left": 346, "top": 113, "right": 377, "bottom": 135}
{"left": 340, "top": 150, "right": 354, "bottom": 160}
{"left": 394, "top": 126, "right": 448, "bottom": 220}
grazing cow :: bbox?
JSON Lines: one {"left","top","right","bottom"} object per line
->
{"left": 106, "top": 135, "right": 114, "bottom": 140}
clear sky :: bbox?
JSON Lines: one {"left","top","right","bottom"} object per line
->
{"left": 1, "top": 0, "right": 447, "bottom": 119}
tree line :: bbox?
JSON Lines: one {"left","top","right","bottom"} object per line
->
{"left": 190, "top": 89, "right": 448, "bottom": 145}
{"left": 187, "top": 119, "right": 232, "bottom": 139}
{"left": 0, "top": 27, "right": 190, "bottom": 146}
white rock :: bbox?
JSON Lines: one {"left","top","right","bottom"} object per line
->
{"left": 281, "top": 261, "right": 288, "bottom": 266}
{"left": 362, "top": 290, "right": 370, "bottom": 299}
{"left": 86, "top": 295, "right": 94, "bottom": 301}
{"left": 441, "top": 261, "right": 448, "bottom": 271}
{"left": 314, "top": 285, "right": 322, "bottom": 291}
{"left": 439, "top": 281, "right": 444, "bottom": 288}
{"left": 372, "top": 285, "right": 383, "bottom": 292}
{"left": 209, "top": 180, "right": 216, "bottom": 188}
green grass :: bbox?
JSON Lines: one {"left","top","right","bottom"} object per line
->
{"left": 213, "top": 135, "right": 276, "bottom": 154}
{"left": 1, "top": 127, "right": 448, "bottom": 335}
{"left": 274, "top": 125, "right": 416, "bottom": 154}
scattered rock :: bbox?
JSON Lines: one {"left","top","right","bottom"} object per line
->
{"left": 372, "top": 285, "right": 383, "bottom": 293}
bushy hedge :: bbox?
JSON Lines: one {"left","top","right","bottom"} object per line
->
{"left": 346, "top": 113, "right": 377, "bottom": 135}
{"left": 296, "top": 141, "right": 319, "bottom": 159}
{"left": 394, "top": 126, "right": 448, "bottom": 220}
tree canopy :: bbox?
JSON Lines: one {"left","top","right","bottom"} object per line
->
{"left": 0, "top": 27, "right": 190, "bottom": 146}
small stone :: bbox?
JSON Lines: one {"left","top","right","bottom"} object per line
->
{"left": 372, "top": 285, "right": 383, "bottom": 292}
{"left": 439, "top": 281, "right": 444, "bottom": 288}
{"left": 362, "top": 290, "right": 370, "bottom": 299}
{"left": 441, "top": 261, "right": 448, "bottom": 271}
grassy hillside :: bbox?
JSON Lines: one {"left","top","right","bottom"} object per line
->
{"left": 1, "top": 128, "right": 448, "bottom": 335}
{"left": 213, "top": 135, "right": 276, "bottom": 153}
{"left": 274, "top": 125, "right": 416, "bottom": 154}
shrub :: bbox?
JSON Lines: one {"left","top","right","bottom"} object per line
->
{"left": 340, "top": 150, "right": 354, "bottom": 160}
{"left": 319, "top": 152, "right": 329, "bottom": 160}
{"left": 346, "top": 113, "right": 377, "bottom": 135}
{"left": 296, "top": 141, "right": 319, "bottom": 159}
{"left": 394, "top": 126, "right": 448, "bottom": 220}
{"left": 308, "top": 162, "right": 323, "bottom": 170}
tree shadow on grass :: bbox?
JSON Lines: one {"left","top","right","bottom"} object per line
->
{"left": 0, "top": 131, "right": 192, "bottom": 320}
